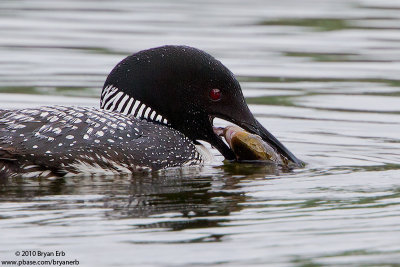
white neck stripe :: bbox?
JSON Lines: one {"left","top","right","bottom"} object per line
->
{"left": 101, "top": 85, "right": 119, "bottom": 107}
{"left": 150, "top": 110, "right": 156, "bottom": 120}
{"left": 143, "top": 106, "right": 151, "bottom": 119}
{"left": 116, "top": 94, "right": 130, "bottom": 113}
{"left": 101, "top": 85, "right": 169, "bottom": 125}
{"left": 136, "top": 103, "right": 146, "bottom": 118}
{"left": 108, "top": 92, "right": 124, "bottom": 111}
{"left": 130, "top": 100, "right": 140, "bottom": 115}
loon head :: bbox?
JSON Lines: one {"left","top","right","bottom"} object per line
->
{"left": 101, "top": 45, "right": 302, "bottom": 166}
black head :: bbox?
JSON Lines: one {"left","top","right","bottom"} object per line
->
{"left": 101, "top": 45, "right": 302, "bottom": 166}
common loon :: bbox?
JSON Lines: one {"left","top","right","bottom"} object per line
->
{"left": 0, "top": 45, "right": 302, "bottom": 177}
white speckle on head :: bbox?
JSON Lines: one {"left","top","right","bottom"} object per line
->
{"left": 134, "top": 128, "right": 139, "bottom": 132}
{"left": 33, "top": 145, "right": 38, "bottom": 148}
{"left": 58, "top": 143, "right": 63, "bottom": 146}
{"left": 74, "top": 118, "right": 82, "bottom": 124}
{"left": 108, "top": 139, "right": 114, "bottom": 143}
{"left": 45, "top": 150, "right": 51, "bottom": 154}
{"left": 83, "top": 134, "right": 89, "bottom": 140}
{"left": 87, "top": 127, "right": 93, "bottom": 134}
{"left": 40, "top": 112, "right": 49, "bottom": 117}
{"left": 96, "top": 131, "right": 104, "bottom": 137}
{"left": 66, "top": 135, "right": 74, "bottom": 140}
{"left": 95, "top": 139, "right": 100, "bottom": 143}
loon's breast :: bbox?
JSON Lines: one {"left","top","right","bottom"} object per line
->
{"left": 0, "top": 106, "right": 202, "bottom": 178}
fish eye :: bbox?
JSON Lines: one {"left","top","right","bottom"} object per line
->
{"left": 209, "top": 88, "right": 221, "bottom": 101}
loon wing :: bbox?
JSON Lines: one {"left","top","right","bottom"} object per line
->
{"left": 0, "top": 106, "right": 201, "bottom": 178}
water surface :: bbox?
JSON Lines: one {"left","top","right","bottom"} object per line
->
{"left": 1, "top": 0, "right": 400, "bottom": 266}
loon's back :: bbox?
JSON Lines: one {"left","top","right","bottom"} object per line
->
{"left": 0, "top": 106, "right": 201, "bottom": 178}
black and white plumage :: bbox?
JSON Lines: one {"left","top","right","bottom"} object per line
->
{"left": 100, "top": 85, "right": 169, "bottom": 124}
{"left": 0, "top": 106, "right": 201, "bottom": 177}
{"left": 0, "top": 45, "right": 302, "bottom": 178}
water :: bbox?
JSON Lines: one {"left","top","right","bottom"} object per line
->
{"left": 1, "top": 0, "right": 400, "bottom": 266}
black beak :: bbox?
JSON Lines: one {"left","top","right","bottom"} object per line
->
{"left": 238, "top": 118, "right": 303, "bottom": 167}
{"left": 208, "top": 109, "right": 304, "bottom": 167}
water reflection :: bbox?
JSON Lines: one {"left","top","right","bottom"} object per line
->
{"left": 0, "top": 166, "right": 251, "bottom": 231}
{"left": 0, "top": 164, "right": 309, "bottom": 251}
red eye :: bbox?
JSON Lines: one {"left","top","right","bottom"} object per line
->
{"left": 209, "top": 88, "right": 221, "bottom": 101}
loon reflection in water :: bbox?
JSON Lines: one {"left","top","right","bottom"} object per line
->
{"left": 0, "top": 45, "right": 302, "bottom": 178}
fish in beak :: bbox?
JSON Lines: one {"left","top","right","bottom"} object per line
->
{"left": 214, "top": 126, "right": 292, "bottom": 167}
{"left": 209, "top": 108, "right": 304, "bottom": 168}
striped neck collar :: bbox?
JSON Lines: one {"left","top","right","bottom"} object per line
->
{"left": 100, "top": 85, "right": 168, "bottom": 125}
